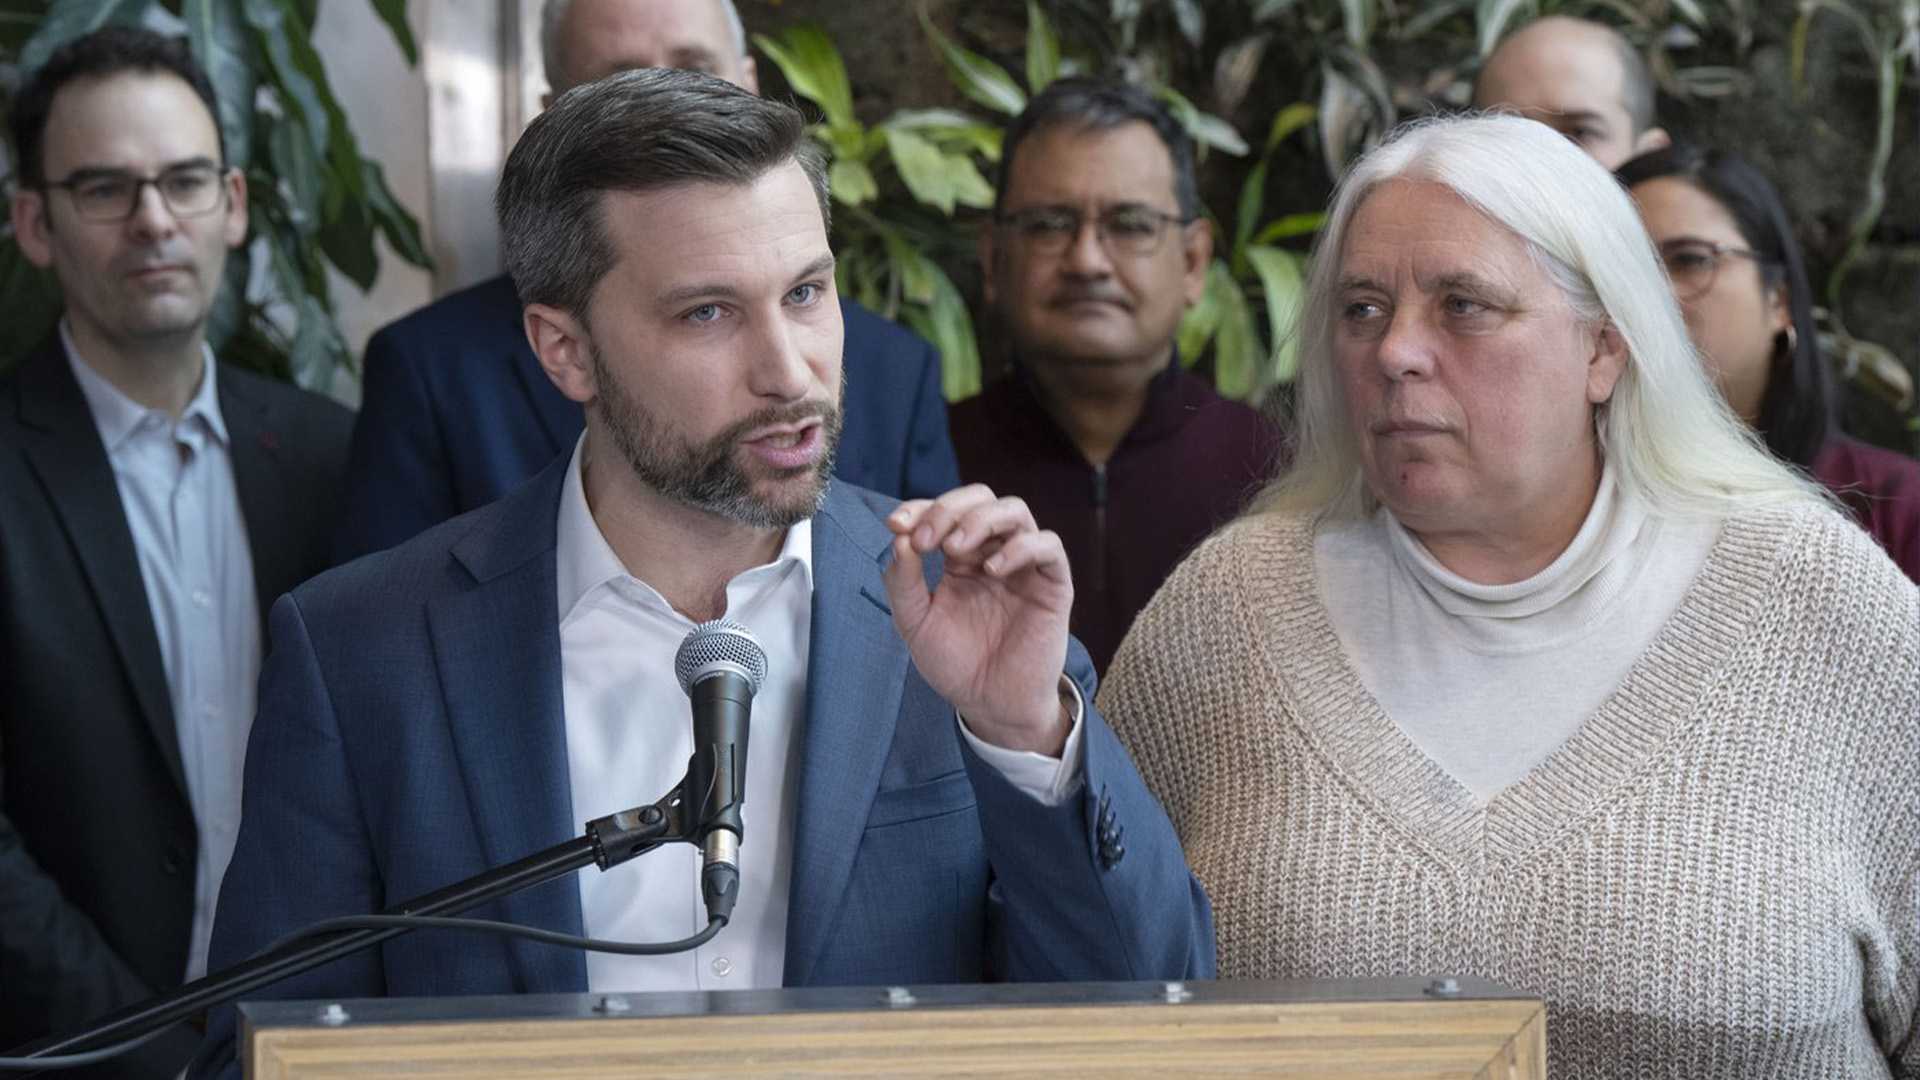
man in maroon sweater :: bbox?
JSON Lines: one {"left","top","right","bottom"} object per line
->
{"left": 949, "top": 79, "right": 1282, "bottom": 673}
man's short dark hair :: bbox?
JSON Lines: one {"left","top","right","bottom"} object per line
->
{"left": 496, "top": 67, "right": 829, "bottom": 316}
{"left": 994, "top": 77, "right": 1201, "bottom": 222}
{"left": 10, "top": 25, "right": 226, "bottom": 188}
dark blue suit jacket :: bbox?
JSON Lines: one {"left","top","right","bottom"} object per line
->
{"left": 190, "top": 464, "right": 1212, "bottom": 1078}
{"left": 333, "top": 275, "right": 960, "bottom": 560}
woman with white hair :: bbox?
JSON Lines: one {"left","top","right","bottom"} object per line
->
{"left": 1099, "top": 114, "right": 1916, "bottom": 1077}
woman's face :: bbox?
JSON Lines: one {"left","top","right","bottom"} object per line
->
{"left": 1333, "top": 179, "right": 1627, "bottom": 581}
{"left": 1629, "top": 176, "right": 1789, "bottom": 426}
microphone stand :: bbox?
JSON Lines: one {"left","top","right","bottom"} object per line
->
{"left": 3, "top": 785, "right": 693, "bottom": 1070}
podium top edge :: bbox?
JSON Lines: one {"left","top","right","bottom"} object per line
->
{"left": 242, "top": 976, "right": 1538, "bottom": 1029}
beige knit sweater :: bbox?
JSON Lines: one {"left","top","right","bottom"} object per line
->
{"left": 1100, "top": 502, "right": 1918, "bottom": 1079}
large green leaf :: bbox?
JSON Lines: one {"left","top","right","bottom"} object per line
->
{"left": 1208, "top": 262, "right": 1261, "bottom": 399}
{"left": 1253, "top": 213, "right": 1325, "bottom": 244}
{"left": 751, "top": 27, "right": 854, "bottom": 128}
{"left": 315, "top": 195, "right": 378, "bottom": 291}
{"left": 920, "top": 9, "right": 1025, "bottom": 116}
{"left": 244, "top": 0, "right": 330, "bottom": 155}
{"left": 182, "top": 0, "right": 256, "bottom": 168}
{"left": 1176, "top": 257, "right": 1230, "bottom": 364}
{"left": 1023, "top": 0, "right": 1059, "bottom": 94}
{"left": 1265, "top": 102, "right": 1317, "bottom": 152}
{"left": 361, "top": 159, "right": 430, "bottom": 268}
{"left": 266, "top": 105, "right": 323, "bottom": 227}
{"left": 367, "top": 0, "right": 414, "bottom": 64}
{"left": 883, "top": 127, "right": 957, "bottom": 214}
{"left": 1245, "top": 245, "right": 1306, "bottom": 386}
{"left": 1157, "top": 85, "right": 1249, "bottom": 156}
{"left": 829, "top": 158, "right": 879, "bottom": 206}
{"left": 1169, "top": 0, "right": 1205, "bottom": 46}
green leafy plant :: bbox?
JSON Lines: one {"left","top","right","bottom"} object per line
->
{"left": 755, "top": 22, "right": 999, "bottom": 401}
{"left": 0, "top": 0, "right": 430, "bottom": 385}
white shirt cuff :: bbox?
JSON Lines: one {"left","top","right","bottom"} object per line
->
{"left": 956, "top": 676, "right": 1087, "bottom": 808}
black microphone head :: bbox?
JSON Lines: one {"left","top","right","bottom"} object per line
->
{"left": 674, "top": 619, "right": 768, "bottom": 696}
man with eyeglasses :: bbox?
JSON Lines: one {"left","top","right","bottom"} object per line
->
{"left": 950, "top": 78, "right": 1282, "bottom": 673}
{"left": 0, "top": 26, "right": 350, "bottom": 1077}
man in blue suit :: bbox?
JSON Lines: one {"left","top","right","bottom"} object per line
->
{"left": 190, "top": 69, "right": 1211, "bottom": 1078}
{"left": 333, "top": 0, "right": 958, "bottom": 561}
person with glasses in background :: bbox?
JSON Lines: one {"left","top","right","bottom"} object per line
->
{"left": 948, "top": 78, "right": 1283, "bottom": 674}
{"left": 0, "top": 26, "right": 351, "bottom": 1078}
{"left": 1618, "top": 146, "right": 1918, "bottom": 581}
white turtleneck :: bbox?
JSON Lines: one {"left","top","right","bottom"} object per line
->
{"left": 1314, "top": 469, "right": 1722, "bottom": 801}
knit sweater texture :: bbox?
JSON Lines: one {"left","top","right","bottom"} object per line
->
{"left": 1100, "top": 502, "right": 1918, "bottom": 1079}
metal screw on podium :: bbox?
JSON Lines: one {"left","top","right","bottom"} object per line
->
{"left": 883, "top": 986, "right": 917, "bottom": 1007}
{"left": 314, "top": 1003, "right": 350, "bottom": 1026}
{"left": 594, "top": 995, "right": 633, "bottom": 1014}
{"left": 1425, "top": 978, "right": 1463, "bottom": 997}
{"left": 1161, "top": 981, "right": 1193, "bottom": 1003}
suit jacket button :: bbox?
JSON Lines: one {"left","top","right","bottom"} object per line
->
{"left": 162, "top": 846, "right": 188, "bottom": 875}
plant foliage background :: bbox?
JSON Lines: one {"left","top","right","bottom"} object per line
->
{"left": 747, "top": 0, "right": 1918, "bottom": 443}
{"left": 0, "top": 0, "right": 430, "bottom": 385}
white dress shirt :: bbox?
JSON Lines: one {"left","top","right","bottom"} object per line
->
{"left": 554, "top": 439, "right": 1082, "bottom": 992}
{"left": 64, "top": 324, "right": 260, "bottom": 982}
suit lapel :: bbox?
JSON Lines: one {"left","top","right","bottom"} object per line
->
{"left": 15, "top": 339, "right": 188, "bottom": 795}
{"left": 219, "top": 370, "right": 301, "bottom": 628}
{"left": 426, "top": 462, "right": 586, "bottom": 993}
{"left": 784, "top": 483, "right": 911, "bottom": 986}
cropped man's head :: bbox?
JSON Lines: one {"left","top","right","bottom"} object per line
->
{"left": 1473, "top": 15, "right": 1669, "bottom": 171}
{"left": 8, "top": 26, "right": 248, "bottom": 357}
{"left": 983, "top": 78, "right": 1211, "bottom": 377}
{"left": 540, "top": 0, "right": 756, "bottom": 99}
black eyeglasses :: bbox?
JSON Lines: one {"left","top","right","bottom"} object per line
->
{"left": 996, "top": 205, "right": 1193, "bottom": 257}
{"left": 41, "top": 162, "right": 228, "bottom": 223}
{"left": 1656, "top": 239, "right": 1773, "bottom": 301}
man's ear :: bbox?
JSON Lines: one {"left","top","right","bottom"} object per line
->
{"left": 10, "top": 190, "right": 54, "bottom": 269}
{"left": 525, "top": 303, "right": 597, "bottom": 404}
{"left": 222, "top": 167, "right": 249, "bottom": 249}
{"left": 1180, "top": 219, "right": 1214, "bottom": 307}
{"left": 978, "top": 226, "right": 1000, "bottom": 306}
{"left": 737, "top": 55, "right": 759, "bottom": 95}
{"left": 1633, "top": 126, "right": 1671, "bottom": 156}
{"left": 1586, "top": 320, "right": 1630, "bottom": 405}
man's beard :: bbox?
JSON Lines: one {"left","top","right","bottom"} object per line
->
{"left": 590, "top": 344, "right": 842, "bottom": 530}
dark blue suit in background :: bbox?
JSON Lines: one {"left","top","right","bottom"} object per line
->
{"left": 333, "top": 275, "right": 961, "bottom": 560}
{"left": 189, "top": 463, "right": 1213, "bottom": 1079}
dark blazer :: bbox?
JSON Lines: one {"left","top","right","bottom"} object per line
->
{"left": 0, "top": 337, "right": 352, "bottom": 1078}
{"left": 189, "top": 463, "right": 1214, "bottom": 1079}
{"left": 332, "top": 275, "right": 962, "bottom": 560}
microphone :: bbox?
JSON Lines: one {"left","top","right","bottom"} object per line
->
{"left": 673, "top": 619, "right": 767, "bottom": 925}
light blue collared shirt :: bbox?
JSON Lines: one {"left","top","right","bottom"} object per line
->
{"left": 63, "top": 323, "right": 260, "bottom": 982}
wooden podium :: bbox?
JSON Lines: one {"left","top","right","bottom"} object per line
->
{"left": 241, "top": 978, "right": 1544, "bottom": 1079}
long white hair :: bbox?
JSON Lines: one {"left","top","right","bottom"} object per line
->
{"left": 1257, "top": 113, "right": 1824, "bottom": 520}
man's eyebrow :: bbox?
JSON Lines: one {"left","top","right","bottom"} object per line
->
{"left": 56, "top": 156, "right": 220, "bottom": 182}
{"left": 657, "top": 254, "right": 838, "bottom": 307}
{"left": 1334, "top": 273, "right": 1385, "bottom": 294}
{"left": 788, "top": 253, "right": 837, "bottom": 285}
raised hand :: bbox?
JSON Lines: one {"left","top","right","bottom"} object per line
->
{"left": 883, "top": 485, "right": 1074, "bottom": 756}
